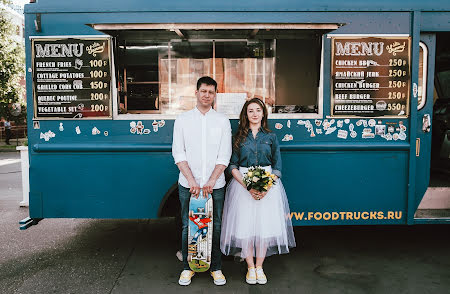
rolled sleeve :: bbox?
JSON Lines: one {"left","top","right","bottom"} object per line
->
{"left": 271, "top": 133, "right": 282, "bottom": 178}
{"left": 215, "top": 119, "right": 232, "bottom": 167}
{"left": 272, "top": 169, "right": 282, "bottom": 178}
{"left": 226, "top": 146, "right": 240, "bottom": 174}
{"left": 172, "top": 117, "right": 187, "bottom": 164}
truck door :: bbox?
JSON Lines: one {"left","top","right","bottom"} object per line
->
{"left": 414, "top": 34, "right": 435, "bottom": 208}
{"left": 414, "top": 33, "right": 450, "bottom": 223}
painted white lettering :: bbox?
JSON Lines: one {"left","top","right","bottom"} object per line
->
{"left": 366, "top": 71, "right": 379, "bottom": 77}
{"left": 58, "top": 84, "right": 72, "bottom": 90}
{"left": 335, "top": 71, "right": 364, "bottom": 78}
{"left": 37, "top": 96, "right": 55, "bottom": 102}
{"left": 56, "top": 95, "right": 77, "bottom": 101}
{"left": 37, "top": 73, "right": 58, "bottom": 79}
{"left": 35, "top": 61, "right": 55, "bottom": 67}
{"left": 334, "top": 94, "right": 348, "bottom": 99}
{"left": 35, "top": 43, "right": 84, "bottom": 58}
{"left": 37, "top": 84, "right": 57, "bottom": 90}
{"left": 335, "top": 42, "right": 384, "bottom": 56}
{"left": 57, "top": 62, "right": 72, "bottom": 67}
{"left": 335, "top": 60, "right": 357, "bottom": 66}
{"left": 59, "top": 72, "right": 84, "bottom": 79}
{"left": 335, "top": 105, "right": 375, "bottom": 111}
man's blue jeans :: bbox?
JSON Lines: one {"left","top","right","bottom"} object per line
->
{"left": 179, "top": 184, "right": 224, "bottom": 271}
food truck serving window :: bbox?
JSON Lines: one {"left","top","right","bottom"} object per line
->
{"left": 104, "top": 26, "right": 331, "bottom": 118}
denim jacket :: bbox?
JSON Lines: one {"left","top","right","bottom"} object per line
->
{"left": 229, "top": 128, "right": 282, "bottom": 178}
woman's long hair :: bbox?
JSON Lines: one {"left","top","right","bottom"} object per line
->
{"left": 233, "top": 98, "right": 271, "bottom": 151}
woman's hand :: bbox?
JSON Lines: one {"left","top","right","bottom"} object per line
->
{"left": 250, "top": 188, "right": 270, "bottom": 200}
{"left": 231, "top": 168, "right": 247, "bottom": 190}
{"left": 256, "top": 175, "right": 277, "bottom": 199}
{"left": 249, "top": 189, "right": 261, "bottom": 200}
{"left": 258, "top": 187, "right": 270, "bottom": 199}
{"left": 260, "top": 190, "right": 268, "bottom": 198}
{"left": 252, "top": 184, "right": 272, "bottom": 200}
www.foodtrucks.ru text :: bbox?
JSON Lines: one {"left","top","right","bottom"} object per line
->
{"left": 289, "top": 211, "right": 403, "bottom": 221}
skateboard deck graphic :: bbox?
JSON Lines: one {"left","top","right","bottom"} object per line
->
{"left": 187, "top": 190, "right": 213, "bottom": 272}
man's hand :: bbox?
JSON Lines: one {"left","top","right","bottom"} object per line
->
{"left": 176, "top": 161, "right": 200, "bottom": 198}
{"left": 202, "top": 179, "right": 216, "bottom": 196}
{"left": 188, "top": 180, "right": 201, "bottom": 198}
{"left": 202, "top": 164, "right": 226, "bottom": 197}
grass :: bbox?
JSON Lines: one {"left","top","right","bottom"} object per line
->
{"left": 0, "top": 144, "right": 20, "bottom": 152}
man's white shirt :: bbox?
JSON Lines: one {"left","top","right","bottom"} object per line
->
{"left": 172, "top": 107, "right": 232, "bottom": 189}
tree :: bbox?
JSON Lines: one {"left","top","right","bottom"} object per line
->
{"left": 0, "top": 0, "right": 25, "bottom": 122}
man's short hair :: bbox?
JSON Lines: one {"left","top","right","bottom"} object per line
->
{"left": 196, "top": 76, "right": 217, "bottom": 91}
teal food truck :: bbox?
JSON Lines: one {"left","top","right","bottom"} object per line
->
{"left": 21, "top": 0, "right": 450, "bottom": 229}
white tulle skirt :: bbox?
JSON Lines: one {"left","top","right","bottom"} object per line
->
{"left": 220, "top": 166, "right": 296, "bottom": 258}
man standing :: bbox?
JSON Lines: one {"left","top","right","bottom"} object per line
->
{"left": 172, "top": 76, "right": 231, "bottom": 286}
{"left": 1, "top": 117, "right": 12, "bottom": 145}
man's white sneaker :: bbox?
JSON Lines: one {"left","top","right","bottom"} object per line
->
{"left": 178, "top": 270, "right": 194, "bottom": 286}
{"left": 211, "top": 270, "right": 226, "bottom": 286}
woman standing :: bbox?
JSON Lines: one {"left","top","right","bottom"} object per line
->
{"left": 220, "top": 98, "right": 296, "bottom": 285}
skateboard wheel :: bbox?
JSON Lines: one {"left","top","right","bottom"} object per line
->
{"left": 189, "top": 210, "right": 194, "bottom": 217}
{"left": 187, "top": 255, "right": 192, "bottom": 262}
{"left": 208, "top": 211, "right": 212, "bottom": 218}
{"left": 207, "top": 256, "right": 211, "bottom": 262}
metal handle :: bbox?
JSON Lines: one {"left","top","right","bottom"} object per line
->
{"left": 422, "top": 114, "right": 431, "bottom": 133}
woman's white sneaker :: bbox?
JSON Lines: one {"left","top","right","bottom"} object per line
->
{"left": 178, "top": 270, "right": 195, "bottom": 286}
{"left": 256, "top": 266, "right": 267, "bottom": 284}
{"left": 246, "top": 267, "right": 257, "bottom": 284}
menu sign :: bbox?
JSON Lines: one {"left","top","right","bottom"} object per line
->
{"left": 32, "top": 37, "right": 112, "bottom": 119}
{"left": 331, "top": 37, "right": 410, "bottom": 117}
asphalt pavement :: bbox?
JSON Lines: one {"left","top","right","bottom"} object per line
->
{"left": 0, "top": 152, "right": 449, "bottom": 294}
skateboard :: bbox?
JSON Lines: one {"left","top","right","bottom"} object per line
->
{"left": 187, "top": 190, "right": 213, "bottom": 272}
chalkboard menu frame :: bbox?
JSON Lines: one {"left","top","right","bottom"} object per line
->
{"left": 31, "top": 36, "right": 113, "bottom": 120}
{"left": 330, "top": 36, "right": 411, "bottom": 118}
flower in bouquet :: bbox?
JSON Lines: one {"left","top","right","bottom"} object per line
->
{"left": 243, "top": 166, "right": 277, "bottom": 192}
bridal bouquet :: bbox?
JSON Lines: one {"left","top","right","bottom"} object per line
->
{"left": 243, "top": 166, "right": 277, "bottom": 192}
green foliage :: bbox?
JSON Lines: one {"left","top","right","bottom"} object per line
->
{"left": 243, "top": 166, "right": 277, "bottom": 192}
{"left": 0, "top": 0, "right": 25, "bottom": 121}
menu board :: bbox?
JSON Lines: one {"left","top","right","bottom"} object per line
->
{"left": 331, "top": 36, "right": 410, "bottom": 117}
{"left": 32, "top": 37, "right": 112, "bottom": 119}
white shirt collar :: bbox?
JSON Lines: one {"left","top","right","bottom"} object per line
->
{"left": 194, "top": 106, "right": 214, "bottom": 116}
